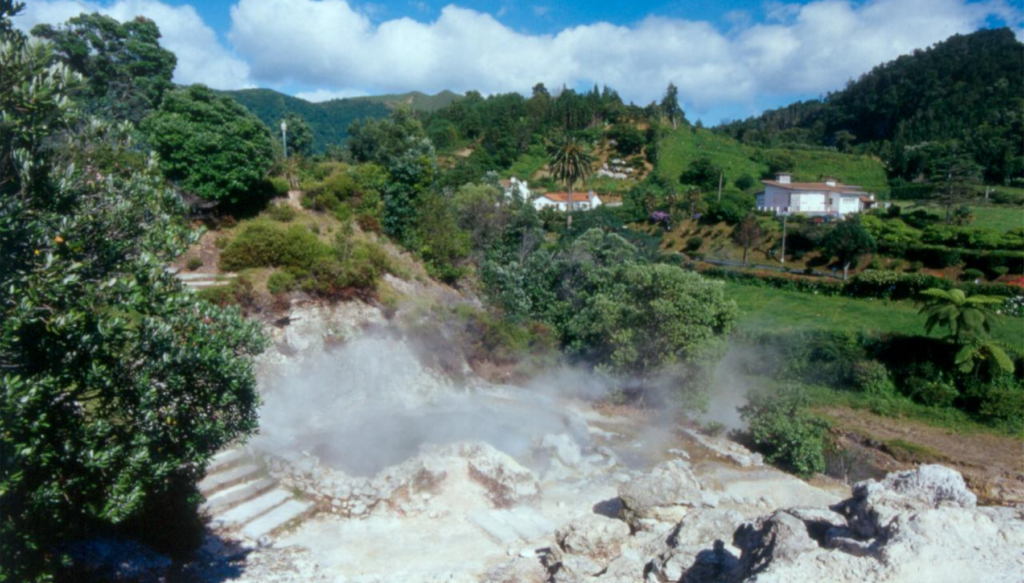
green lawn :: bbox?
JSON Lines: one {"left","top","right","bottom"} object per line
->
{"left": 655, "top": 127, "right": 889, "bottom": 194}
{"left": 894, "top": 201, "right": 1024, "bottom": 234}
{"left": 724, "top": 282, "right": 1023, "bottom": 351}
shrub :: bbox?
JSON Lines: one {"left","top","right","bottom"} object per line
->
{"left": 219, "top": 222, "right": 331, "bottom": 272}
{"left": 992, "top": 266, "right": 1010, "bottom": 278}
{"left": 269, "top": 176, "right": 290, "bottom": 196}
{"left": 686, "top": 236, "right": 704, "bottom": 252}
{"left": 186, "top": 257, "right": 203, "bottom": 271}
{"left": 740, "top": 385, "right": 830, "bottom": 477}
{"left": 903, "top": 376, "right": 959, "bottom": 408}
{"left": 357, "top": 213, "right": 381, "bottom": 233}
{"left": 266, "top": 204, "right": 297, "bottom": 222}
{"left": 267, "top": 270, "right": 297, "bottom": 294}
{"left": 214, "top": 236, "right": 230, "bottom": 250}
{"left": 852, "top": 360, "right": 895, "bottom": 396}
{"left": 961, "top": 268, "right": 984, "bottom": 281}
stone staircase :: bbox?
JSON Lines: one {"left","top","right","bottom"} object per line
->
{"left": 200, "top": 448, "right": 316, "bottom": 545}
{"left": 468, "top": 506, "right": 557, "bottom": 546}
{"left": 166, "top": 266, "right": 236, "bottom": 290}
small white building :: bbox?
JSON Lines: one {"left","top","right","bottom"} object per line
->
{"left": 500, "top": 176, "right": 532, "bottom": 202}
{"left": 532, "top": 190, "right": 604, "bottom": 212}
{"left": 756, "top": 173, "right": 876, "bottom": 217}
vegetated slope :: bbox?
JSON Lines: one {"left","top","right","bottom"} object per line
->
{"left": 716, "top": 28, "right": 1023, "bottom": 184}
{"left": 656, "top": 126, "right": 889, "bottom": 193}
{"left": 221, "top": 89, "right": 461, "bottom": 152}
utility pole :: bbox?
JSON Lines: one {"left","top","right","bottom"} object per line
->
{"left": 717, "top": 170, "right": 724, "bottom": 202}
{"left": 280, "top": 120, "right": 288, "bottom": 159}
{"left": 779, "top": 213, "right": 788, "bottom": 264}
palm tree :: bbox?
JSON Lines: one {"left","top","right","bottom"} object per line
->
{"left": 916, "top": 288, "right": 1003, "bottom": 343}
{"left": 549, "top": 137, "right": 593, "bottom": 231}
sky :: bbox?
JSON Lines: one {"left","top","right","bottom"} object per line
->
{"left": 14, "top": 0, "right": 1024, "bottom": 124}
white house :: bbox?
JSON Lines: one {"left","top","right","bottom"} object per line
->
{"left": 756, "top": 173, "right": 876, "bottom": 217}
{"left": 500, "top": 176, "right": 532, "bottom": 202}
{"left": 532, "top": 190, "right": 604, "bottom": 212}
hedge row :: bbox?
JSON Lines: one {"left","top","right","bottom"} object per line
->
{"left": 701, "top": 267, "right": 1022, "bottom": 301}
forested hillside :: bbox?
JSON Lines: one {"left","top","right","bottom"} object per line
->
{"left": 221, "top": 89, "right": 461, "bottom": 153}
{"left": 716, "top": 28, "right": 1023, "bottom": 186}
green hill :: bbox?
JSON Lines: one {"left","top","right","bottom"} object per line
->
{"left": 220, "top": 89, "right": 461, "bottom": 153}
{"left": 656, "top": 126, "right": 889, "bottom": 193}
{"left": 716, "top": 28, "right": 1023, "bottom": 186}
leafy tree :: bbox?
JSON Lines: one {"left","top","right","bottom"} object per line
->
{"left": 740, "top": 385, "right": 831, "bottom": 478}
{"left": 1, "top": 24, "right": 266, "bottom": 580}
{"left": 734, "top": 174, "right": 755, "bottom": 191}
{"left": 680, "top": 156, "right": 721, "bottom": 192}
{"left": 764, "top": 151, "right": 796, "bottom": 177}
{"left": 660, "top": 82, "right": 685, "bottom": 129}
{"left": 548, "top": 137, "right": 594, "bottom": 230}
{"left": 821, "top": 217, "right": 876, "bottom": 280}
{"left": 281, "top": 111, "right": 313, "bottom": 157}
{"left": 142, "top": 84, "right": 275, "bottom": 205}
{"left": 732, "top": 214, "right": 763, "bottom": 266}
{"left": 31, "top": 13, "right": 176, "bottom": 123}
{"left": 926, "top": 148, "right": 982, "bottom": 223}
{"left": 414, "top": 190, "right": 470, "bottom": 283}
{"left": 915, "top": 288, "right": 1003, "bottom": 343}
{"left": 607, "top": 123, "right": 644, "bottom": 156}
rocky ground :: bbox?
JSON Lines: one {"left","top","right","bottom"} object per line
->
{"left": 69, "top": 298, "right": 1024, "bottom": 582}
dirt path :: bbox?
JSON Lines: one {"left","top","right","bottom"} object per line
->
{"left": 818, "top": 406, "right": 1024, "bottom": 505}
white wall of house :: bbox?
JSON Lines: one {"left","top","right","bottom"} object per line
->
{"left": 531, "top": 191, "right": 603, "bottom": 212}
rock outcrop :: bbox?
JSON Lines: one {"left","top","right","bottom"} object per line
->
{"left": 618, "top": 460, "right": 703, "bottom": 531}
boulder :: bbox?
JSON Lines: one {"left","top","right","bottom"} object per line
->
{"left": 618, "top": 460, "right": 701, "bottom": 529}
{"left": 482, "top": 556, "right": 548, "bottom": 583}
{"left": 555, "top": 514, "right": 631, "bottom": 559}
{"left": 461, "top": 442, "right": 541, "bottom": 508}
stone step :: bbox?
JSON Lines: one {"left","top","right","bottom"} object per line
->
{"left": 468, "top": 509, "right": 521, "bottom": 545}
{"left": 184, "top": 280, "right": 231, "bottom": 289}
{"left": 199, "top": 463, "right": 261, "bottom": 497}
{"left": 176, "top": 272, "right": 237, "bottom": 281}
{"left": 507, "top": 506, "right": 556, "bottom": 541}
{"left": 203, "top": 477, "right": 277, "bottom": 515}
{"left": 207, "top": 449, "right": 248, "bottom": 474}
{"left": 240, "top": 499, "right": 315, "bottom": 541}
{"left": 213, "top": 488, "right": 293, "bottom": 530}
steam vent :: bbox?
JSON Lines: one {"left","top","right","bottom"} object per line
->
{"left": 192, "top": 300, "right": 1024, "bottom": 582}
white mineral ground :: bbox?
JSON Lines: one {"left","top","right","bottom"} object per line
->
{"left": 212, "top": 301, "right": 1024, "bottom": 583}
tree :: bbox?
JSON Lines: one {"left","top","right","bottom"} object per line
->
{"left": 732, "top": 214, "right": 763, "bottom": 266}
{"left": 916, "top": 288, "right": 1012, "bottom": 375}
{"left": 141, "top": 84, "right": 275, "bottom": 205}
{"left": 927, "top": 149, "right": 982, "bottom": 224}
{"left": 31, "top": 13, "right": 176, "bottom": 123}
{"left": 821, "top": 217, "right": 876, "bottom": 280}
{"left": 680, "top": 156, "right": 721, "bottom": 192}
{"left": 764, "top": 151, "right": 796, "bottom": 177}
{"left": 1, "top": 21, "right": 266, "bottom": 580}
{"left": 548, "top": 137, "right": 594, "bottom": 230}
{"left": 281, "top": 112, "right": 313, "bottom": 157}
{"left": 607, "top": 123, "right": 644, "bottom": 156}
{"left": 734, "top": 174, "right": 755, "bottom": 191}
{"left": 916, "top": 288, "right": 1004, "bottom": 343}
{"left": 660, "top": 82, "right": 685, "bottom": 129}
{"left": 739, "top": 385, "right": 830, "bottom": 477}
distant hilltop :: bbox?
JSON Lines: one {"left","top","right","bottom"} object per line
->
{"left": 219, "top": 88, "right": 462, "bottom": 153}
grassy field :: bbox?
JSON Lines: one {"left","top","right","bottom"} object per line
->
{"left": 654, "top": 126, "right": 889, "bottom": 193}
{"left": 724, "top": 281, "right": 1023, "bottom": 351}
{"left": 893, "top": 201, "right": 1024, "bottom": 233}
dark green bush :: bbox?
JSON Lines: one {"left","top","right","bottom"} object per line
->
{"left": 961, "top": 268, "right": 985, "bottom": 281}
{"left": 740, "top": 385, "right": 831, "bottom": 477}
{"left": 686, "top": 236, "right": 704, "bottom": 252}
{"left": 267, "top": 270, "right": 297, "bottom": 294}
{"left": 219, "top": 222, "right": 331, "bottom": 272}
{"left": 266, "top": 204, "right": 297, "bottom": 222}
{"left": 269, "top": 176, "right": 290, "bottom": 196}
{"left": 852, "top": 360, "right": 896, "bottom": 396}
{"left": 186, "top": 257, "right": 203, "bottom": 271}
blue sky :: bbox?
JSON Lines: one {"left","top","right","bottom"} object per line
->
{"left": 16, "top": 0, "right": 1024, "bottom": 123}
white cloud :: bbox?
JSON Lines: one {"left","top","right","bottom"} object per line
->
{"left": 15, "top": 0, "right": 252, "bottom": 89}
{"left": 13, "top": 0, "right": 1022, "bottom": 119}
{"left": 295, "top": 88, "right": 370, "bottom": 102}
{"left": 227, "top": 0, "right": 1020, "bottom": 116}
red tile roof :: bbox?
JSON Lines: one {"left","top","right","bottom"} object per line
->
{"left": 542, "top": 192, "right": 593, "bottom": 203}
